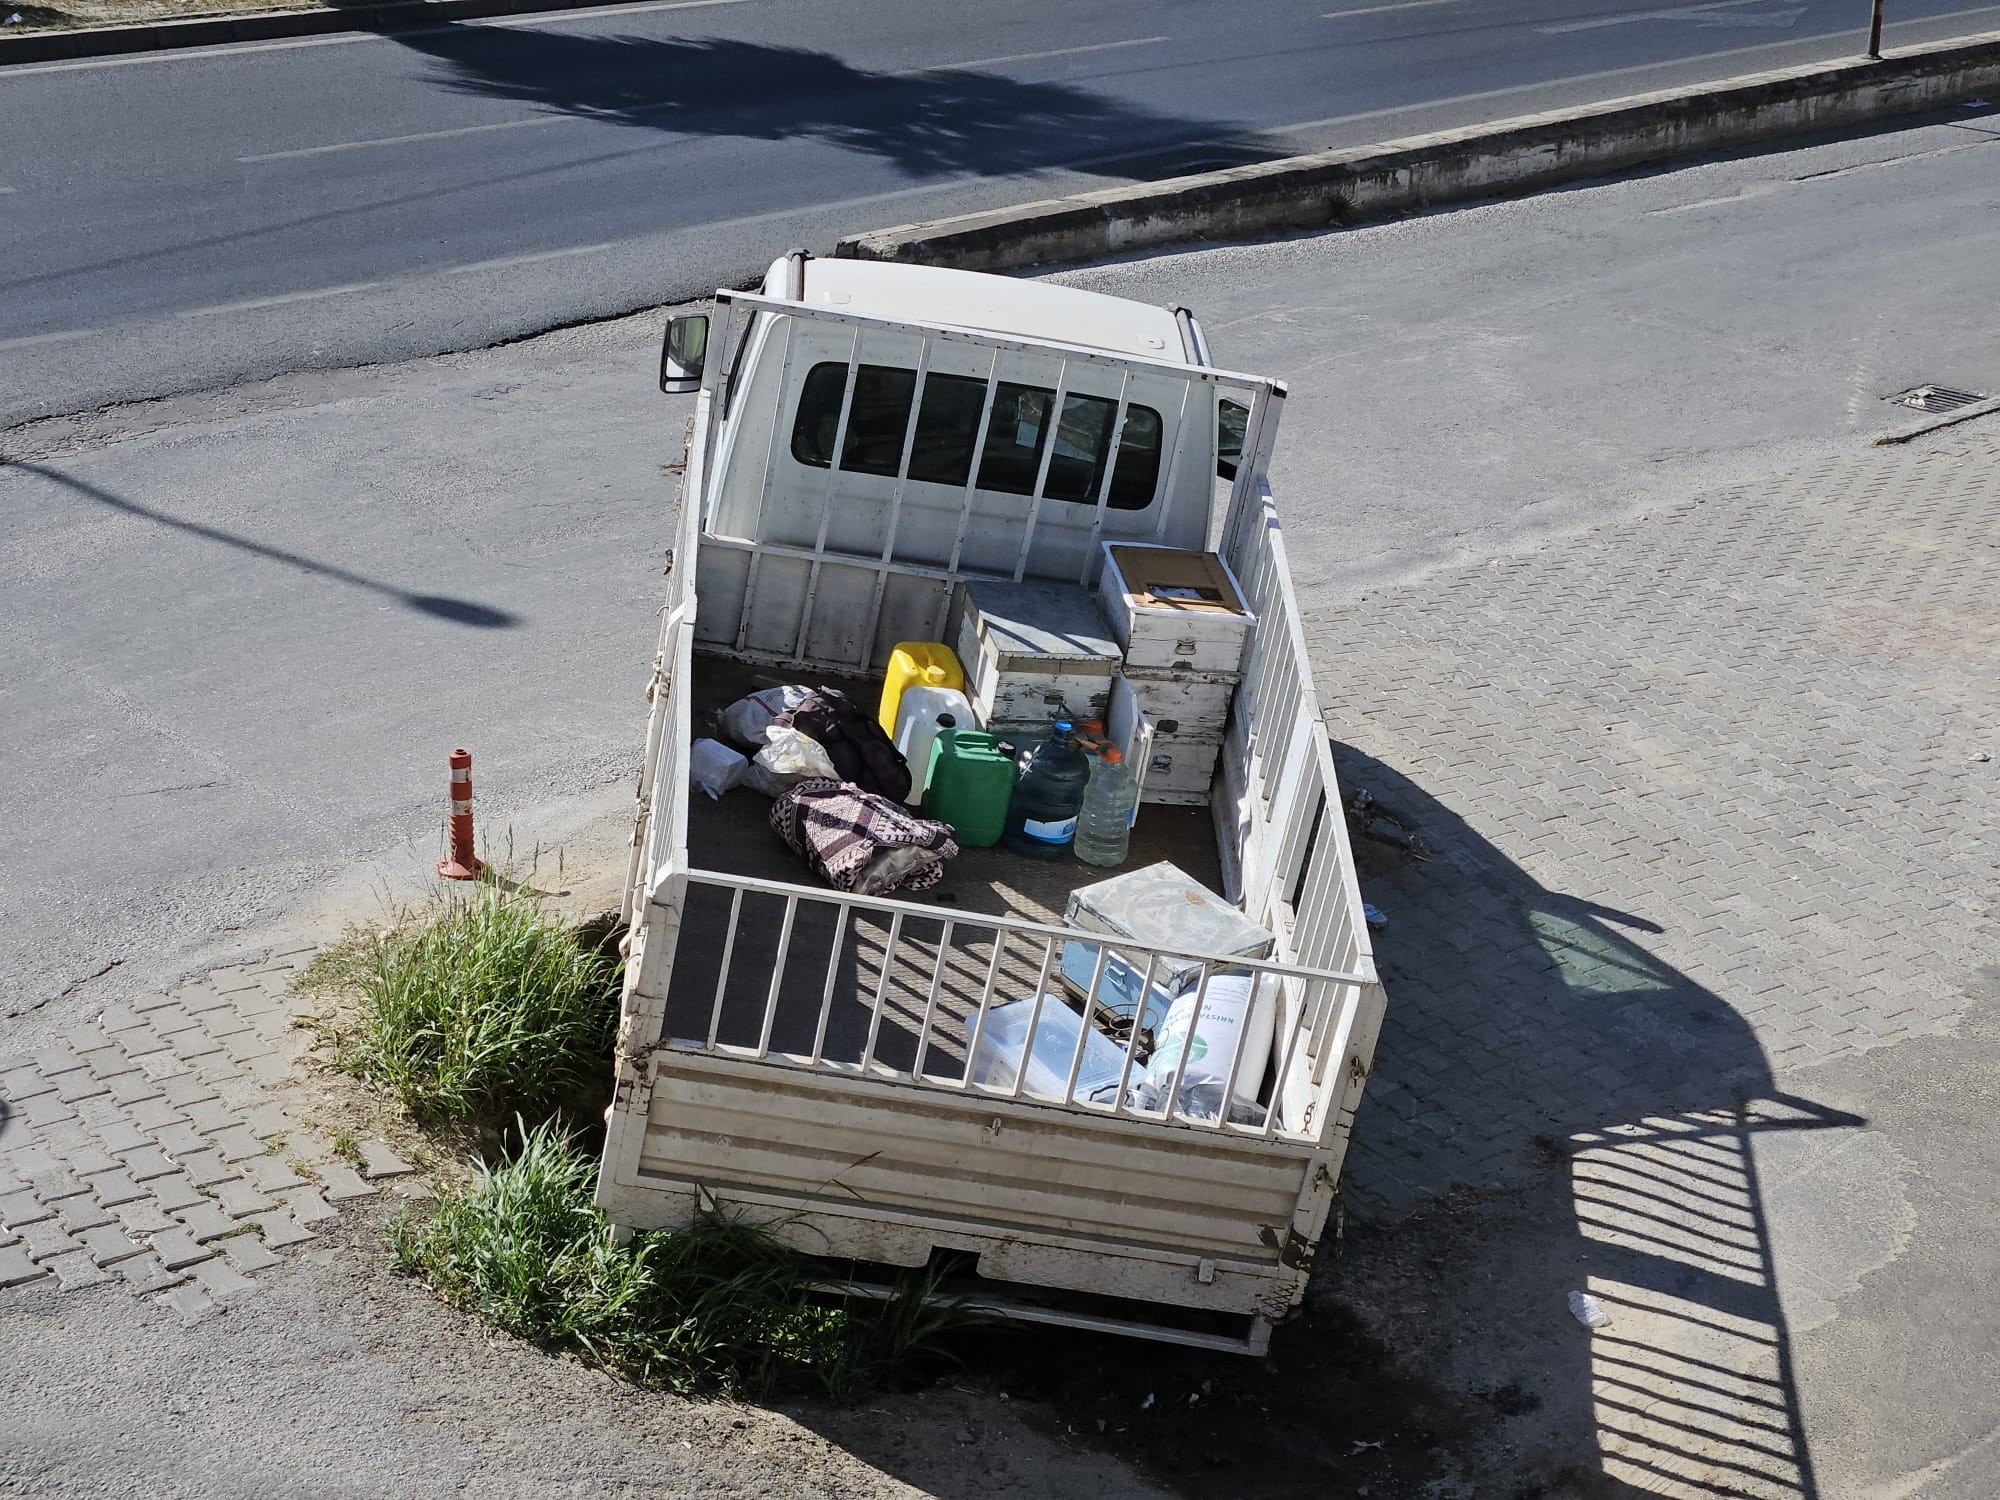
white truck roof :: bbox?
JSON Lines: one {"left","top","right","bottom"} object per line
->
{"left": 770, "top": 257, "right": 1190, "bottom": 363}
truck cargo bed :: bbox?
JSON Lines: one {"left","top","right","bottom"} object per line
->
{"left": 673, "top": 654, "right": 1226, "bottom": 1078}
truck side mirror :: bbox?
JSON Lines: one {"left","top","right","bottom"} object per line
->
{"left": 1216, "top": 398, "right": 1247, "bottom": 481}
{"left": 660, "top": 313, "right": 709, "bottom": 394}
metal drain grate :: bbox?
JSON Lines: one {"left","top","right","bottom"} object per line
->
{"left": 1887, "top": 385, "right": 1988, "bottom": 413}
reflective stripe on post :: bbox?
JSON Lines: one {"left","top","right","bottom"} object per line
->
{"left": 437, "top": 747, "right": 484, "bottom": 881}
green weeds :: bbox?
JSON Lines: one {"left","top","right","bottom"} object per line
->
{"left": 338, "top": 883, "right": 618, "bottom": 1132}
{"left": 390, "top": 1120, "right": 964, "bottom": 1400}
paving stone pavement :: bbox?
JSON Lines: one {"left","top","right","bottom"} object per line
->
{"left": 1312, "top": 426, "right": 1999, "bottom": 1498}
{"left": 1316, "top": 425, "right": 1998, "bottom": 1215}
{"left": 0, "top": 949, "right": 404, "bottom": 1320}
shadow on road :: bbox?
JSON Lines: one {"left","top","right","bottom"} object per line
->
{"left": 327, "top": 4, "right": 1278, "bottom": 182}
{"left": 8, "top": 460, "right": 519, "bottom": 629}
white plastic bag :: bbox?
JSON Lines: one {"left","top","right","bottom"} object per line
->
{"left": 716, "top": 685, "right": 812, "bottom": 750}
{"left": 689, "top": 738, "right": 748, "bottom": 800}
{"left": 741, "top": 727, "right": 838, "bottom": 797}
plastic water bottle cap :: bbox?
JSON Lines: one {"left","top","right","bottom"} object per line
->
{"left": 937, "top": 713, "right": 957, "bottom": 728}
{"left": 1053, "top": 720, "right": 1073, "bottom": 733}
{"left": 1102, "top": 746, "right": 1123, "bottom": 764}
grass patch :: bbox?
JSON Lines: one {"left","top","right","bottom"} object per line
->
{"left": 335, "top": 883, "right": 619, "bottom": 1132}
{"left": 294, "top": 922, "right": 392, "bottom": 999}
{"left": 390, "top": 1119, "right": 965, "bottom": 1400}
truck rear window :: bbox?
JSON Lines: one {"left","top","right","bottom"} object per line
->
{"left": 792, "top": 362, "right": 1162, "bottom": 510}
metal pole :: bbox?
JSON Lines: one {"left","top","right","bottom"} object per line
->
{"left": 1866, "top": 0, "right": 1884, "bottom": 58}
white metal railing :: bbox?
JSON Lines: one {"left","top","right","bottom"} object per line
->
{"left": 696, "top": 291, "right": 1285, "bottom": 675}
{"left": 1218, "top": 477, "right": 1381, "bottom": 1135}
{"left": 621, "top": 409, "right": 705, "bottom": 932}
{"left": 656, "top": 868, "right": 1372, "bottom": 1143}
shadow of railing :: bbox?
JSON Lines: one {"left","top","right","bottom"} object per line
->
{"left": 1333, "top": 743, "right": 1864, "bottom": 1498}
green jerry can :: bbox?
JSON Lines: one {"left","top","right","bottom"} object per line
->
{"left": 924, "top": 729, "right": 1015, "bottom": 848}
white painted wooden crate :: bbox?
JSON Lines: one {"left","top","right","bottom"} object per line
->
{"left": 953, "top": 578, "right": 1122, "bottom": 735}
{"left": 1139, "top": 729, "right": 1224, "bottom": 805}
{"left": 1098, "top": 543, "right": 1255, "bottom": 676}
{"left": 1121, "top": 665, "right": 1237, "bottom": 738}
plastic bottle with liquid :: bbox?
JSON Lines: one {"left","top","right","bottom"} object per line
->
{"left": 1074, "top": 746, "right": 1138, "bottom": 867}
{"left": 1002, "top": 720, "right": 1091, "bottom": 860}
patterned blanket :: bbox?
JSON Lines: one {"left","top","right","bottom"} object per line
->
{"left": 769, "top": 778, "right": 959, "bottom": 893}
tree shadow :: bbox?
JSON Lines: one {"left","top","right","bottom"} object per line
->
{"left": 324, "top": 5, "right": 1281, "bottom": 183}
{"left": 9, "top": 459, "right": 519, "bottom": 629}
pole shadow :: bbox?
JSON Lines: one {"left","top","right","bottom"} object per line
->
{"left": 8, "top": 459, "right": 519, "bottom": 628}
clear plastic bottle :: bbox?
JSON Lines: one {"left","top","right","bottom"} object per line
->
{"left": 1074, "top": 745, "right": 1138, "bottom": 867}
{"left": 1002, "top": 720, "right": 1091, "bottom": 860}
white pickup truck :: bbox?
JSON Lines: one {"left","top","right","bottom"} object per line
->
{"left": 595, "top": 251, "right": 1386, "bottom": 1354}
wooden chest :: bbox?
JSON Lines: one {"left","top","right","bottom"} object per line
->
{"left": 952, "top": 578, "right": 1122, "bottom": 736}
{"left": 1098, "top": 544, "right": 1255, "bottom": 676}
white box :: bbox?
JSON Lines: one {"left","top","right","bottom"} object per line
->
{"left": 1108, "top": 673, "right": 1228, "bottom": 807}
{"left": 954, "top": 579, "right": 1121, "bottom": 734}
{"left": 1120, "top": 665, "right": 1236, "bottom": 740}
{"left": 1137, "top": 730, "right": 1223, "bottom": 806}
{"left": 1060, "top": 861, "right": 1275, "bottom": 1034}
{"left": 1097, "top": 544, "right": 1255, "bottom": 676}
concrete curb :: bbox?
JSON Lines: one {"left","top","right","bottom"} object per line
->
{"left": 0, "top": 0, "right": 619, "bottom": 65}
{"left": 837, "top": 34, "right": 2000, "bottom": 271}
{"left": 1874, "top": 393, "right": 2000, "bottom": 444}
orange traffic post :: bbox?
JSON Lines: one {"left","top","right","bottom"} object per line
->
{"left": 437, "top": 747, "right": 484, "bottom": 881}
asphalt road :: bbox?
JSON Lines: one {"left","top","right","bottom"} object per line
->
{"left": 4, "top": 0, "right": 1999, "bottom": 426}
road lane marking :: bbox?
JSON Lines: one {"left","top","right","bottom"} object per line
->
{"left": 1643, "top": 124, "right": 1995, "bottom": 210}
{"left": 448, "top": 240, "right": 623, "bottom": 273}
{"left": 0, "top": 327, "right": 96, "bottom": 351}
{"left": 894, "top": 36, "right": 1171, "bottom": 75}
{"left": 240, "top": 115, "right": 554, "bottom": 162}
{"left": 1323, "top": 0, "right": 1467, "bottom": 19}
{"left": 175, "top": 280, "right": 380, "bottom": 316}
{"left": 1538, "top": 0, "right": 1800, "bottom": 33}
{"left": 0, "top": 0, "right": 755, "bottom": 76}
{"left": 1646, "top": 183, "right": 1786, "bottom": 212}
